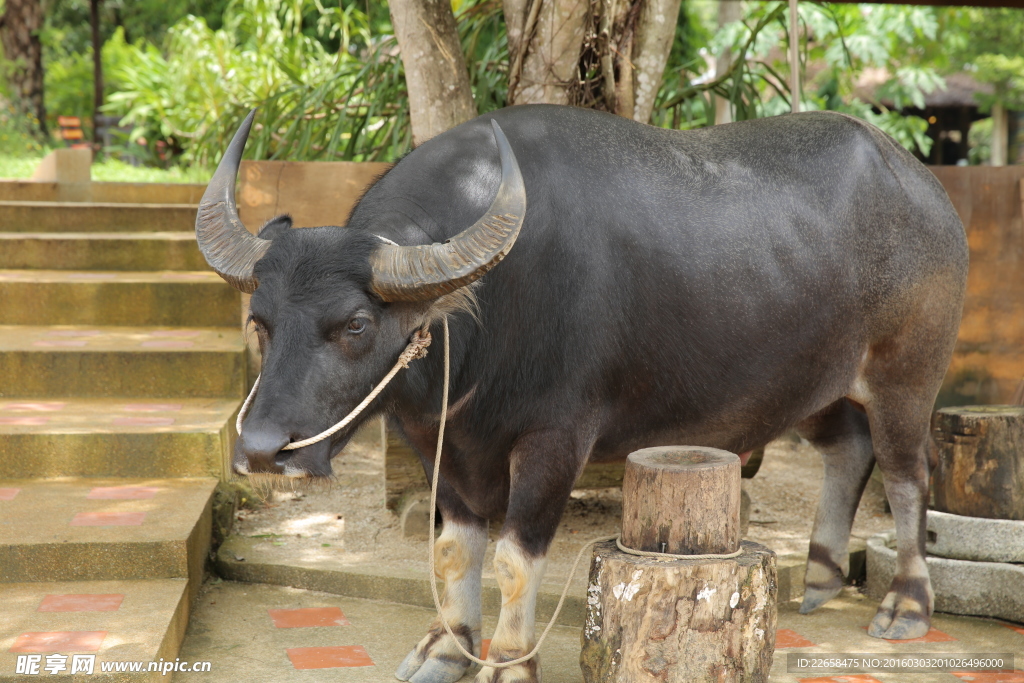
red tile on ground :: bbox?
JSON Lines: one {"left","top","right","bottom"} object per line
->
{"left": 0, "top": 416, "right": 49, "bottom": 425}
{"left": 286, "top": 645, "right": 374, "bottom": 669}
{"left": 0, "top": 488, "right": 21, "bottom": 501}
{"left": 111, "top": 416, "right": 175, "bottom": 426}
{"left": 32, "top": 340, "right": 88, "bottom": 347}
{"left": 1, "top": 401, "right": 66, "bottom": 411}
{"left": 87, "top": 486, "right": 161, "bottom": 500}
{"left": 799, "top": 677, "right": 883, "bottom": 683}
{"left": 70, "top": 512, "right": 145, "bottom": 526}
{"left": 776, "top": 629, "right": 816, "bottom": 648}
{"left": 1001, "top": 623, "right": 1024, "bottom": 636}
{"left": 952, "top": 671, "right": 1024, "bottom": 683}
{"left": 122, "top": 403, "right": 183, "bottom": 412}
{"left": 481, "top": 639, "right": 490, "bottom": 659}
{"left": 268, "top": 607, "right": 350, "bottom": 628}
{"left": 10, "top": 631, "right": 106, "bottom": 652}
{"left": 139, "top": 340, "right": 195, "bottom": 349}
{"left": 38, "top": 594, "right": 123, "bottom": 612}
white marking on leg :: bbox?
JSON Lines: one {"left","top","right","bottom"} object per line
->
{"left": 434, "top": 520, "right": 488, "bottom": 637}
{"left": 490, "top": 538, "right": 548, "bottom": 655}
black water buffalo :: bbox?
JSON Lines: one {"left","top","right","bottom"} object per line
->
{"left": 196, "top": 105, "right": 967, "bottom": 683}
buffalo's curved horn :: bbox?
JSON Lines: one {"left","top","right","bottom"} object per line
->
{"left": 369, "top": 120, "right": 526, "bottom": 302}
{"left": 195, "top": 109, "right": 270, "bottom": 293}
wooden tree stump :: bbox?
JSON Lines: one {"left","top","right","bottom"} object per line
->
{"left": 622, "top": 446, "right": 740, "bottom": 555}
{"left": 582, "top": 447, "right": 777, "bottom": 683}
{"left": 932, "top": 406, "right": 1024, "bottom": 520}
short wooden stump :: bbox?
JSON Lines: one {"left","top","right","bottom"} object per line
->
{"left": 581, "top": 447, "right": 777, "bottom": 683}
{"left": 932, "top": 405, "right": 1024, "bottom": 520}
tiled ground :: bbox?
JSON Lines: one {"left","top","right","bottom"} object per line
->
{"left": 174, "top": 581, "right": 568, "bottom": 683}
{"left": 0, "top": 579, "right": 188, "bottom": 676}
{"left": 172, "top": 581, "right": 1023, "bottom": 683}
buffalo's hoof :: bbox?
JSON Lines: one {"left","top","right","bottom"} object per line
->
{"left": 799, "top": 583, "right": 843, "bottom": 614}
{"left": 867, "top": 590, "right": 930, "bottom": 640}
{"left": 395, "top": 626, "right": 478, "bottom": 683}
{"left": 473, "top": 648, "right": 539, "bottom": 683}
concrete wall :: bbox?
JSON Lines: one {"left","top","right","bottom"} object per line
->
{"left": 933, "top": 167, "right": 1024, "bottom": 407}
{"left": 237, "top": 160, "right": 391, "bottom": 230}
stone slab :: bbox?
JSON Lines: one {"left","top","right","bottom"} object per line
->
{"left": 867, "top": 530, "right": 1024, "bottom": 624}
{"left": 0, "top": 233, "right": 208, "bottom": 271}
{"left": 0, "top": 271, "right": 239, "bottom": 327}
{"left": 0, "top": 325, "right": 246, "bottom": 399}
{"left": 0, "top": 398, "right": 239, "bottom": 478}
{"left": 0, "top": 180, "right": 207, "bottom": 204}
{"left": 215, "top": 535, "right": 587, "bottom": 628}
{"left": 0, "top": 478, "right": 215, "bottom": 592}
{"left": 0, "top": 578, "right": 189, "bottom": 682}
{"left": 0, "top": 201, "right": 197, "bottom": 232}
{"left": 927, "top": 509, "right": 1024, "bottom": 562}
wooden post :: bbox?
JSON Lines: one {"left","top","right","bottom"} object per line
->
{"left": 581, "top": 446, "right": 777, "bottom": 683}
{"left": 932, "top": 405, "right": 1024, "bottom": 520}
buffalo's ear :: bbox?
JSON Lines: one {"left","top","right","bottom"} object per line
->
{"left": 257, "top": 214, "right": 294, "bottom": 239}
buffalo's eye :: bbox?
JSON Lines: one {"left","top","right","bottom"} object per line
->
{"left": 347, "top": 318, "right": 367, "bottom": 335}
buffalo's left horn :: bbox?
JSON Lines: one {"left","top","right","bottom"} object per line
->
{"left": 195, "top": 109, "right": 270, "bottom": 293}
{"left": 369, "top": 120, "right": 526, "bottom": 302}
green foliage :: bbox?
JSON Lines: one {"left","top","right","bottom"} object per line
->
{"left": 651, "top": 2, "right": 946, "bottom": 156}
{"left": 104, "top": 0, "right": 508, "bottom": 167}
{"left": 0, "top": 102, "right": 50, "bottom": 156}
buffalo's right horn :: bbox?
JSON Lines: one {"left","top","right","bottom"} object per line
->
{"left": 369, "top": 120, "right": 526, "bottom": 302}
{"left": 195, "top": 109, "right": 270, "bottom": 293}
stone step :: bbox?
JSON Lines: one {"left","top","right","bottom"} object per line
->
{"left": 0, "top": 179, "right": 207, "bottom": 204}
{"left": 0, "top": 201, "right": 197, "bottom": 232}
{"left": 0, "top": 478, "right": 216, "bottom": 588}
{"left": 0, "top": 398, "right": 239, "bottom": 479}
{"left": 0, "top": 326, "right": 246, "bottom": 399}
{"left": 0, "top": 232, "right": 208, "bottom": 271}
{"left": 0, "top": 578, "right": 190, "bottom": 683}
{"left": 0, "top": 271, "right": 239, "bottom": 327}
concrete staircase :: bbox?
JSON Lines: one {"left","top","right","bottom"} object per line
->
{"left": 0, "top": 187, "right": 244, "bottom": 681}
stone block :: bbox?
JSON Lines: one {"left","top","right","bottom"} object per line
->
{"left": 926, "top": 509, "right": 1024, "bottom": 563}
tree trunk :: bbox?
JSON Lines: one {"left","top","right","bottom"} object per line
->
{"left": 390, "top": 0, "right": 476, "bottom": 147}
{"left": 506, "top": 0, "right": 590, "bottom": 105}
{"left": 714, "top": 0, "right": 741, "bottom": 124}
{"left": 506, "top": 0, "right": 679, "bottom": 122}
{"left": 0, "top": 0, "right": 47, "bottom": 137}
{"left": 91, "top": 0, "right": 104, "bottom": 148}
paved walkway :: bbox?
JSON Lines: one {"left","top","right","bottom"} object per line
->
{"left": 175, "top": 581, "right": 1023, "bottom": 682}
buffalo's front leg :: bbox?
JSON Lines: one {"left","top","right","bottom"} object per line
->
{"left": 476, "top": 429, "right": 584, "bottom": 683}
{"left": 396, "top": 516, "right": 488, "bottom": 683}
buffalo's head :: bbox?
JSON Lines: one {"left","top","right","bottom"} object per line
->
{"left": 195, "top": 111, "right": 525, "bottom": 479}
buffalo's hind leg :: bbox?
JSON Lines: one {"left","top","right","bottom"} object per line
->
{"left": 797, "top": 399, "right": 875, "bottom": 614}
{"left": 856, "top": 303, "right": 959, "bottom": 640}
{"left": 396, "top": 479, "right": 488, "bottom": 683}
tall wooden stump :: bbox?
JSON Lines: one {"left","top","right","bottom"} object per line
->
{"left": 933, "top": 406, "right": 1024, "bottom": 520}
{"left": 581, "top": 447, "right": 777, "bottom": 683}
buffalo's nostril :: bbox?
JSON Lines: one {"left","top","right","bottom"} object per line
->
{"left": 240, "top": 428, "right": 290, "bottom": 473}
